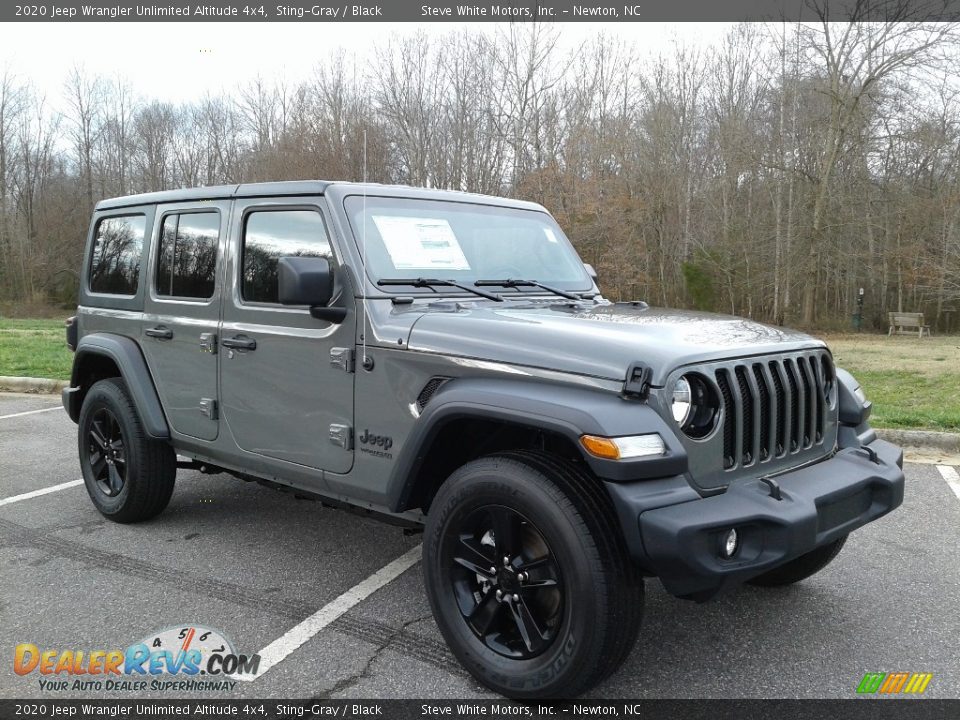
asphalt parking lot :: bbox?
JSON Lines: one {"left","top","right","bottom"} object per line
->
{"left": 1, "top": 391, "right": 959, "bottom": 700}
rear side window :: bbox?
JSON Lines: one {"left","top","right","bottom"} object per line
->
{"left": 156, "top": 212, "right": 220, "bottom": 299}
{"left": 88, "top": 215, "right": 146, "bottom": 295}
{"left": 241, "top": 209, "right": 331, "bottom": 304}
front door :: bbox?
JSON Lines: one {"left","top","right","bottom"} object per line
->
{"left": 141, "top": 201, "right": 228, "bottom": 442}
{"left": 219, "top": 198, "right": 355, "bottom": 473}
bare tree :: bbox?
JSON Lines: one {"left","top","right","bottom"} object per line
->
{"left": 132, "top": 101, "right": 176, "bottom": 192}
{"left": 236, "top": 76, "right": 278, "bottom": 155}
{"left": 10, "top": 88, "right": 59, "bottom": 300}
{"left": 4, "top": 22, "right": 960, "bottom": 333}
{"left": 796, "top": 7, "right": 958, "bottom": 324}
{"left": 0, "top": 68, "right": 26, "bottom": 291}
{"left": 64, "top": 65, "right": 104, "bottom": 211}
{"left": 492, "top": 23, "right": 563, "bottom": 192}
{"left": 97, "top": 75, "right": 137, "bottom": 197}
{"left": 371, "top": 33, "right": 447, "bottom": 186}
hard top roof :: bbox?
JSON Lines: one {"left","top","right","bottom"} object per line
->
{"left": 94, "top": 180, "right": 546, "bottom": 213}
{"left": 95, "top": 180, "right": 330, "bottom": 210}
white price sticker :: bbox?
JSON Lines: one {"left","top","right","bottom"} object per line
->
{"left": 372, "top": 216, "right": 471, "bottom": 271}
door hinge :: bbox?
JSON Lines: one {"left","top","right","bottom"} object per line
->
{"left": 330, "top": 347, "right": 354, "bottom": 373}
{"left": 199, "top": 398, "right": 218, "bottom": 420}
{"left": 329, "top": 423, "right": 353, "bottom": 450}
{"left": 200, "top": 333, "right": 217, "bottom": 354}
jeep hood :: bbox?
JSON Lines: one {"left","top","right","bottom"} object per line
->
{"left": 406, "top": 303, "right": 824, "bottom": 386}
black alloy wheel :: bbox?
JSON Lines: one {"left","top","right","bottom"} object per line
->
{"left": 87, "top": 407, "right": 127, "bottom": 497}
{"left": 423, "top": 451, "right": 644, "bottom": 699}
{"left": 449, "top": 505, "right": 563, "bottom": 659}
{"left": 78, "top": 377, "right": 177, "bottom": 523}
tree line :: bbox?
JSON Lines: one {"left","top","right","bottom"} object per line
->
{"left": 1, "top": 17, "right": 959, "bottom": 331}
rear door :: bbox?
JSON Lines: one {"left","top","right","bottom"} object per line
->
{"left": 218, "top": 198, "right": 355, "bottom": 474}
{"left": 141, "top": 201, "right": 229, "bottom": 442}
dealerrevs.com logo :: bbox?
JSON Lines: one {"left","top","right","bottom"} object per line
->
{"left": 14, "top": 625, "right": 259, "bottom": 693}
{"left": 857, "top": 672, "right": 933, "bottom": 695}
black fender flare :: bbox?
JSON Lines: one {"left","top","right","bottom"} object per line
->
{"left": 835, "top": 367, "right": 876, "bottom": 448}
{"left": 836, "top": 367, "right": 872, "bottom": 426}
{"left": 63, "top": 333, "right": 170, "bottom": 439}
{"left": 386, "top": 377, "right": 687, "bottom": 512}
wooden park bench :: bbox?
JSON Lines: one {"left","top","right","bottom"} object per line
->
{"left": 888, "top": 312, "right": 932, "bottom": 338}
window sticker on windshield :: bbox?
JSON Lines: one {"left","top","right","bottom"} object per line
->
{"left": 543, "top": 227, "right": 559, "bottom": 243}
{"left": 372, "top": 216, "right": 471, "bottom": 271}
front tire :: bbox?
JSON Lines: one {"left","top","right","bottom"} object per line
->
{"left": 748, "top": 535, "right": 847, "bottom": 587}
{"left": 423, "top": 451, "right": 642, "bottom": 699}
{"left": 78, "top": 377, "right": 176, "bottom": 523}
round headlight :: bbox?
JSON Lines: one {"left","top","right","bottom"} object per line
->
{"left": 671, "top": 376, "right": 692, "bottom": 425}
{"left": 671, "top": 373, "right": 720, "bottom": 439}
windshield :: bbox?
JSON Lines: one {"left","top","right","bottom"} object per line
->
{"left": 343, "top": 196, "right": 592, "bottom": 292}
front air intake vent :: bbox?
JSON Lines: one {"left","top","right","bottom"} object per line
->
{"left": 416, "top": 377, "right": 452, "bottom": 413}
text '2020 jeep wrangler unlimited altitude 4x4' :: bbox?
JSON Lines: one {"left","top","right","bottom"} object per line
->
{"left": 63, "top": 181, "right": 904, "bottom": 698}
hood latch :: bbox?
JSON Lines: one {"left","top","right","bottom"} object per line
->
{"left": 623, "top": 361, "right": 652, "bottom": 400}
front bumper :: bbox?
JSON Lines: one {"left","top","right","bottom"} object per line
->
{"left": 606, "top": 438, "right": 904, "bottom": 600}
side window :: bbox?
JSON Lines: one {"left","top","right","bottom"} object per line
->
{"left": 156, "top": 212, "right": 220, "bottom": 299}
{"left": 89, "top": 215, "right": 146, "bottom": 295}
{"left": 241, "top": 209, "right": 331, "bottom": 304}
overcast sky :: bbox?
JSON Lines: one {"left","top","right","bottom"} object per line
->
{"left": 1, "top": 22, "right": 735, "bottom": 107}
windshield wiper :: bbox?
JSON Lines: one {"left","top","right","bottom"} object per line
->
{"left": 475, "top": 278, "right": 581, "bottom": 301}
{"left": 378, "top": 278, "right": 503, "bottom": 302}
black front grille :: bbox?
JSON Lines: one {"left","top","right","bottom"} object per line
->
{"left": 716, "top": 352, "right": 832, "bottom": 470}
{"left": 769, "top": 361, "right": 786, "bottom": 456}
{"left": 716, "top": 370, "right": 736, "bottom": 469}
{"left": 752, "top": 364, "right": 771, "bottom": 461}
{"left": 734, "top": 367, "right": 754, "bottom": 465}
{"left": 784, "top": 359, "right": 801, "bottom": 452}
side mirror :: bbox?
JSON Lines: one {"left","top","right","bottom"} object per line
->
{"left": 584, "top": 263, "right": 599, "bottom": 285}
{"left": 277, "top": 256, "right": 346, "bottom": 323}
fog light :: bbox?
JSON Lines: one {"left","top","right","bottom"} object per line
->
{"left": 721, "top": 528, "right": 739, "bottom": 558}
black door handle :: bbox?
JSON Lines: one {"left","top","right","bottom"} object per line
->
{"left": 145, "top": 326, "right": 173, "bottom": 340}
{"left": 222, "top": 335, "right": 257, "bottom": 351}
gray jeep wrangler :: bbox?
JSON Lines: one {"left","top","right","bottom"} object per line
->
{"left": 63, "top": 181, "right": 904, "bottom": 698}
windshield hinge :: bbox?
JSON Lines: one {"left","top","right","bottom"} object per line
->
{"left": 623, "top": 362, "right": 652, "bottom": 400}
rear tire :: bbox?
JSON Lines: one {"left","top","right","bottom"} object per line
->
{"left": 748, "top": 535, "right": 847, "bottom": 587}
{"left": 78, "top": 377, "right": 176, "bottom": 523}
{"left": 423, "top": 451, "right": 642, "bottom": 699}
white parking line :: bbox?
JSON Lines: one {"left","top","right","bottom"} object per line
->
{"left": 238, "top": 544, "right": 423, "bottom": 681}
{"left": 0, "top": 406, "right": 62, "bottom": 420}
{"left": 0, "top": 479, "right": 84, "bottom": 508}
{"left": 937, "top": 465, "right": 960, "bottom": 501}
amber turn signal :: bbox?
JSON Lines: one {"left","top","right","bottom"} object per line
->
{"left": 580, "top": 435, "right": 621, "bottom": 459}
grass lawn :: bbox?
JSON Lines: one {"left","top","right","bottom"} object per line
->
{"left": 820, "top": 333, "right": 960, "bottom": 432}
{"left": 0, "top": 317, "right": 74, "bottom": 381}
{"left": 0, "top": 317, "right": 957, "bottom": 433}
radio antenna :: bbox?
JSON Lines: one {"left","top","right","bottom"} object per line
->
{"left": 361, "top": 129, "right": 368, "bottom": 367}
